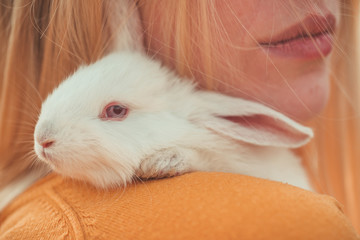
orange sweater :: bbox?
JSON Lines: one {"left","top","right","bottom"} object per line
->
{"left": 0, "top": 172, "right": 359, "bottom": 240}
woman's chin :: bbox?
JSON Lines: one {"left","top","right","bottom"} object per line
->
{"left": 281, "top": 70, "right": 330, "bottom": 122}
{"left": 282, "top": 93, "right": 329, "bottom": 122}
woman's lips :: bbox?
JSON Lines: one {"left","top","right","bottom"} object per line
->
{"left": 262, "top": 32, "right": 333, "bottom": 59}
{"left": 259, "top": 14, "right": 336, "bottom": 59}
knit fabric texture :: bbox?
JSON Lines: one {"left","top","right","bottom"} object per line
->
{"left": 1, "top": 172, "right": 359, "bottom": 239}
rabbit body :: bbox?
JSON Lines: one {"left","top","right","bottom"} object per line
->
{"left": 34, "top": 51, "right": 313, "bottom": 190}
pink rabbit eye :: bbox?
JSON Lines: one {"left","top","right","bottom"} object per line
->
{"left": 100, "top": 102, "right": 128, "bottom": 121}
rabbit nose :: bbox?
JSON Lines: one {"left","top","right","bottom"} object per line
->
{"left": 40, "top": 140, "right": 55, "bottom": 148}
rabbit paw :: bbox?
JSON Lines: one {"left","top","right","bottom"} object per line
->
{"left": 136, "top": 148, "right": 191, "bottom": 179}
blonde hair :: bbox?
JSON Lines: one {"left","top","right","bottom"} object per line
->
{"left": 0, "top": 0, "right": 359, "bottom": 232}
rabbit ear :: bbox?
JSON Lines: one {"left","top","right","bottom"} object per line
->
{"left": 195, "top": 92, "right": 313, "bottom": 148}
{"left": 108, "top": 0, "right": 144, "bottom": 52}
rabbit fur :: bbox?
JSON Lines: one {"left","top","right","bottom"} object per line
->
{"left": 33, "top": 51, "right": 314, "bottom": 191}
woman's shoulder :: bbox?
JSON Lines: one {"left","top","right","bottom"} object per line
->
{"left": 0, "top": 174, "right": 91, "bottom": 238}
{"left": 0, "top": 172, "right": 358, "bottom": 240}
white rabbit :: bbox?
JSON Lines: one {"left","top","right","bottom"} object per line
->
{"left": 33, "top": 51, "right": 314, "bottom": 191}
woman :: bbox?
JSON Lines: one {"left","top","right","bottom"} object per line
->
{"left": 0, "top": 0, "right": 359, "bottom": 239}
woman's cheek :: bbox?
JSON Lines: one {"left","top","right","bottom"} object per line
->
{"left": 207, "top": 47, "right": 331, "bottom": 121}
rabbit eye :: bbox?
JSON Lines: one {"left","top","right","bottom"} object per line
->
{"left": 100, "top": 102, "right": 128, "bottom": 120}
